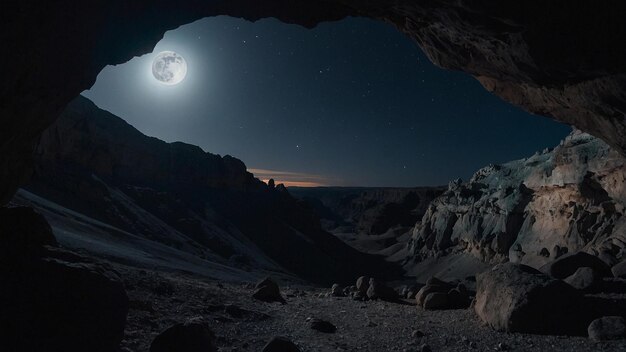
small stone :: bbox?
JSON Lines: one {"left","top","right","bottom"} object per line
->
{"left": 262, "top": 336, "right": 301, "bottom": 352}
{"left": 419, "top": 344, "right": 432, "bottom": 352}
{"left": 588, "top": 316, "right": 626, "bottom": 341}
{"left": 310, "top": 319, "right": 336, "bottom": 333}
{"left": 412, "top": 330, "right": 425, "bottom": 338}
{"left": 331, "top": 283, "right": 344, "bottom": 297}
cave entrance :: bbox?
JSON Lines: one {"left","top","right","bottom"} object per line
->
{"left": 80, "top": 16, "right": 569, "bottom": 188}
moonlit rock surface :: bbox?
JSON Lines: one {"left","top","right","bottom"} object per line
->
{"left": 152, "top": 51, "right": 187, "bottom": 85}
{"left": 410, "top": 130, "right": 626, "bottom": 269}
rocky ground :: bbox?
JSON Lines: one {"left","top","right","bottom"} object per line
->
{"left": 116, "top": 262, "right": 626, "bottom": 352}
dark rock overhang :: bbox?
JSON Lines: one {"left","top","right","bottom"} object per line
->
{"left": 2, "top": 0, "right": 626, "bottom": 203}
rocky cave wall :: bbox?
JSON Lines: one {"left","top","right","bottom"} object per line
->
{"left": 3, "top": 0, "right": 626, "bottom": 204}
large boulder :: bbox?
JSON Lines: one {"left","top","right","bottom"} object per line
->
{"left": 587, "top": 316, "right": 626, "bottom": 341}
{"left": 0, "top": 207, "right": 129, "bottom": 352}
{"left": 252, "top": 277, "right": 286, "bottom": 304}
{"left": 415, "top": 277, "right": 470, "bottom": 310}
{"left": 422, "top": 292, "right": 449, "bottom": 310}
{"left": 356, "top": 276, "right": 370, "bottom": 295}
{"left": 366, "top": 278, "right": 398, "bottom": 301}
{"left": 150, "top": 321, "right": 217, "bottom": 352}
{"left": 540, "top": 252, "right": 612, "bottom": 279}
{"left": 612, "top": 261, "right": 626, "bottom": 278}
{"left": 564, "top": 267, "right": 600, "bottom": 292}
{"left": 475, "top": 263, "right": 585, "bottom": 335}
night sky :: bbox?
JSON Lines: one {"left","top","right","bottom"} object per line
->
{"left": 83, "top": 16, "right": 570, "bottom": 187}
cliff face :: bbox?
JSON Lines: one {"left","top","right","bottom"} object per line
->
{"left": 21, "top": 96, "right": 400, "bottom": 284}
{"left": 2, "top": 1, "right": 626, "bottom": 204}
{"left": 410, "top": 130, "right": 626, "bottom": 269}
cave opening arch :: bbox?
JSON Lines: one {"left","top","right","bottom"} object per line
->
{"left": 3, "top": 1, "right": 626, "bottom": 203}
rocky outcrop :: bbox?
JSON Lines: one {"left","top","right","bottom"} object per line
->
{"left": 0, "top": 207, "right": 129, "bottom": 352}
{"left": 19, "top": 96, "right": 401, "bottom": 284}
{"left": 410, "top": 131, "right": 626, "bottom": 270}
{"left": 3, "top": 1, "right": 626, "bottom": 205}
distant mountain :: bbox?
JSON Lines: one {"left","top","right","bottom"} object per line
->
{"left": 289, "top": 186, "right": 444, "bottom": 262}
{"left": 15, "top": 95, "right": 400, "bottom": 284}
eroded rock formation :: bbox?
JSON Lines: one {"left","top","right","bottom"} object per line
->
{"left": 410, "top": 130, "right": 626, "bottom": 270}
{"left": 3, "top": 1, "right": 626, "bottom": 204}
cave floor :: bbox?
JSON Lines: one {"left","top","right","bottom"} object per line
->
{"left": 116, "top": 264, "right": 626, "bottom": 352}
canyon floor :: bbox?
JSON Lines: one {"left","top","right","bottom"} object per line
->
{"left": 116, "top": 262, "right": 626, "bottom": 352}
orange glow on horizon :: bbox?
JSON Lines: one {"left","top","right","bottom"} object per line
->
{"left": 248, "top": 168, "right": 336, "bottom": 187}
{"left": 261, "top": 179, "right": 326, "bottom": 188}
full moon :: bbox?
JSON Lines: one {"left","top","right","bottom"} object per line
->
{"left": 152, "top": 51, "right": 187, "bottom": 85}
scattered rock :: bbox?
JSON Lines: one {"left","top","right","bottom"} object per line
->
{"left": 252, "top": 277, "right": 286, "bottom": 304}
{"left": 343, "top": 285, "right": 357, "bottom": 296}
{"left": 352, "top": 292, "right": 366, "bottom": 301}
{"left": 447, "top": 285, "right": 471, "bottom": 308}
{"left": 356, "top": 276, "right": 370, "bottom": 294}
{"left": 412, "top": 330, "right": 425, "bottom": 338}
{"left": 475, "top": 263, "right": 585, "bottom": 335}
{"left": 415, "top": 280, "right": 451, "bottom": 307}
{"left": 564, "top": 267, "right": 600, "bottom": 291}
{"left": 587, "top": 316, "right": 626, "bottom": 341}
{"left": 309, "top": 318, "right": 336, "bottom": 333}
{"left": 423, "top": 292, "right": 449, "bottom": 310}
{"left": 262, "top": 336, "right": 301, "bottom": 352}
{"left": 419, "top": 343, "right": 432, "bottom": 352}
{"left": 540, "top": 251, "right": 612, "bottom": 279}
{"left": 612, "top": 260, "right": 626, "bottom": 278}
{"left": 416, "top": 277, "right": 470, "bottom": 310}
{"left": 331, "top": 283, "right": 344, "bottom": 297}
{"left": 366, "top": 278, "right": 398, "bottom": 301}
{"left": 150, "top": 321, "right": 216, "bottom": 352}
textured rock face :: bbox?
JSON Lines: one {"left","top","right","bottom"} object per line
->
{"left": 410, "top": 131, "right": 626, "bottom": 269}
{"left": 2, "top": 1, "right": 626, "bottom": 205}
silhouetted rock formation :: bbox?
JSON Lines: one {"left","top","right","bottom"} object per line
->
{"left": 0, "top": 207, "right": 129, "bottom": 352}
{"left": 19, "top": 96, "right": 400, "bottom": 284}
{"left": 410, "top": 131, "right": 626, "bottom": 273}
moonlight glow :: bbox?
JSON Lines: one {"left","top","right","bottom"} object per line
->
{"left": 152, "top": 51, "right": 187, "bottom": 85}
